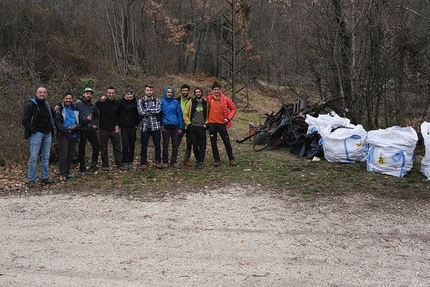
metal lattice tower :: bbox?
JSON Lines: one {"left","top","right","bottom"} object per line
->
{"left": 220, "top": 0, "right": 249, "bottom": 107}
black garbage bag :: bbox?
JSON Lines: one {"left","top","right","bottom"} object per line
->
{"left": 288, "top": 129, "right": 307, "bottom": 157}
{"left": 305, "top": 131, "right": 324, "bottom": 159}
{"left": 289, "top": 130, "right": 324, "bottom": 158}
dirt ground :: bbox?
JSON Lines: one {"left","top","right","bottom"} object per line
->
{"left": 1, "top": 185, "right": 430, "bottom": 287}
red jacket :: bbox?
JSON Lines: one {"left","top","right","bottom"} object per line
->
{"left": 206, "top": 92, "right": 237, "bottom": 129}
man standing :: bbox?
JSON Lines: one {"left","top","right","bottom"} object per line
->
{"left": 118, "top": 87, "right": 139, "bottom": 169}
{"left": 183, "top": 87, "right": 208, "bottom": 169}
{"left": 96, "top": 86, "right": 127, "bottom": 171}
{"left": 176, "top": 84, "right": 193, "bottom": 166}
{"left": 55, "top": 92, "right": 91, "bottom": 181}
{"left": 22, "top": 86, "right": 54, "bottom": 188}
{"left": 206, "top": 82, "right": 237, "bottom": 167}
{"left": 74, "top": 87, "right": 100, "bottom": 175}
{"left": 137, "top": 85, "right": 162, "bottom": 170}
{"left": 161, "top": 86, "right": 184, "bottom": 169}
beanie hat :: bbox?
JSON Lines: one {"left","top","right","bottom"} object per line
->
{"left": 194, "top": 87, "right": 203, "bottom": 95}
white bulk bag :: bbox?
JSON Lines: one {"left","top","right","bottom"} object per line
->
{"left": 320, "top": 124, "right": 367, "bottom": 163}
{"left": 366, "top": 126, "right": 418, "bottom": 178}
{"left": 305, "top": 112, "right": 351, "bottom": 134}
{"left": 420, "top": 122, "right": 430, "bottom": 180}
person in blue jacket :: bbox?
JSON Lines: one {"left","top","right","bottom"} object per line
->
{"left": 55, "top": 92, "right": 91, "bottom": 181}
{"left": 160, "top": 86, "right": 184, "bottom": 169}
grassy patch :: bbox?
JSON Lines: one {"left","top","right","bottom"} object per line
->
{"left": 2, "top": 88, "right": 430, "bottom": 202}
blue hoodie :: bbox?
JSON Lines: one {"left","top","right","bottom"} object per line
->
{"left": 161, "top": 86, "right": 184, "bottom": 130}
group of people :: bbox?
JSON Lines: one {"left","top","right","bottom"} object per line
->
{"left": 22, "top": 82, "right": 237, "bottom": 188}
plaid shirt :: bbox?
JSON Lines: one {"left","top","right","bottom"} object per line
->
{"left": 137, "top": 97, "right": 161, "bottom": 132}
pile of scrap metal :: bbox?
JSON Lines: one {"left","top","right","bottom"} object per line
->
{"left": 237, "top": 97, "right": 352, "bottom": 158}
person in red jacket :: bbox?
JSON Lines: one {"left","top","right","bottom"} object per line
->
{"left": 206, "top": 82, "right": 237, "bottom": 167}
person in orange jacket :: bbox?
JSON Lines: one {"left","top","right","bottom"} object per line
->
{"left": 206, "top": 82, "right": 237, "bottom": 167}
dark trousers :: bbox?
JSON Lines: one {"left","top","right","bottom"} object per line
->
{"left": 78, "top": 130, "right": 100, "bottom": 171}
{"left": 162, "top": 127, "right": 179, "bottom": 164}
{"left": 121, "top": 126, "right": 137, "bottom": 164}
{"left": 99, "top": 130, "right": 123, "bottom": 168}
{"left": 140, "top": 129, "right": 161, "bottom": 165}
{"left": 178, "top": 127, "right": 192, "bottom": 162}
{"left": 190, "top": 126, "right": 207, "bottom": 163}
{"left": 208, "top": 124, "right": 234, "bottom": 162}
{"left": 58, "top": 134, "right": 76, "bottom": 176}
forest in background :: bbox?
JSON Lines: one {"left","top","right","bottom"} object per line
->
{"left": 0, "top": 0, "right": 429, "bottom": 165}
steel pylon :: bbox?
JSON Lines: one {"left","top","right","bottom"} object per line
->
{"left": 220, "top": 0, "right": 249, "bottom": 107}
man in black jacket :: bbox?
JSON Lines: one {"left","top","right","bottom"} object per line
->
{"left": 96, "top": 86, "right": 127, "bottom": 171}
{"left": 118, "top": 87, "right": 139, "bottom": 168}
{"left": 22, "top": 86, "right": 54, "bottom": 188}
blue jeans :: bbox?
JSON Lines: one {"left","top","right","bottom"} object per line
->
{"left": 140, "top": 129, "right": 161, "bottom": 165}
{"left": 28, "top": 131, "right": 52, "bottom": 181}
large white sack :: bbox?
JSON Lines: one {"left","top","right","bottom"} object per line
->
{"left": 305, "top": 112, "right": 351, "bottom": 134}
{"left": 320, "top": 124, "right": 367, "bottom": 163}
{"left": 420, "top": 122, "right": 430, "bottom": 180}
{"left": 366, "top": 126, "right": 418, "bottom": 178}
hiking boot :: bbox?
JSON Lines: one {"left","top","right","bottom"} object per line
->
{"left": 140, "top": 164, "right": 147, "bottom": 171}
{"left": 155, "top": 161, "right": 162, "bottom": 169}
{"left": 66, "top": 174, "right": 75, "bottom": 179}
{"left": 28, "top": 180, "right": 36, "bottom": 188}
{"left": 183, "top": 161, "right": 192, "bottom": 167}
{"left": 229, "top": 159, "right": 237, "bottom": 166}
{"left": 81, "top": 169, "right": 89, "bottom": 175}
{"left": 172, "top": 162, "right": 181, "bottom": 169}
{"left": 40, "top": 178, "right": 53, "bottom": 185}
{"left": 88, "top": 162, "right": 97, "bottom": 170}
{"left": 102, "top": 166, "right": 109, "bottom": 172}
{"left": 196, "top": 162, "right": 204, "bottom": 170}
{"left": 162, "top": 163, "right": 168, "bottom": 169}
{"left": 118, "top": 165, "right": 128, "bottom": 171}
{"left": 59, "top": 176, "right": 67, "bottom": 182}
{"left": 214, "top": 161, "right": 220, "bottom": 167}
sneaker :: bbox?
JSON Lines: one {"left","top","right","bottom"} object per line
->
{"left": 162, "top": 163, "right": 168, "bottom": 169}
{"left": 118, "top": 165, "right": 128, "bottom": 171}
{"left": 28, "top": 180, "right": 36, "bottom": 188}
{"left": 183, "top": 161, "right": 192, "bottom": 167}
{"left": 214, "top": 161, "right": 220, "bottom": 167}
{"left": 81, "top": 169, "right": 89, "bottom": 175}
{"left": 66, "top": 174, "right": 75, "bottom": 179}
{"left": 140, "top": 164, "right": 147, "bottom": 171}
{"left": 102, "top": 166, "right": 109, "bottom": 171}
{"left": 229, "top": 159, "right": 237, "bottom": 166}
{"left": 155, "top": 161, "right": 162, "bottom": 169}
{"left": 197, "top": 162, "right": 204, "bottom": 170}
{"left": 59, "top": 176, "right": 66, "bottom": 182}
{"left": 40, "top": 178, "right": 53, "bottom": 185}
{"left": 172, "top": 162, "right": 181, "bottom": 169}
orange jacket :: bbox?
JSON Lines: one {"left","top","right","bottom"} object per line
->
{"left": 206, "top": 92, "right": 237, "bottom": 129}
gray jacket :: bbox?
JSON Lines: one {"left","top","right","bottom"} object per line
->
{"left": 74, "top": 100, "right": 99, "bottom": 131}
